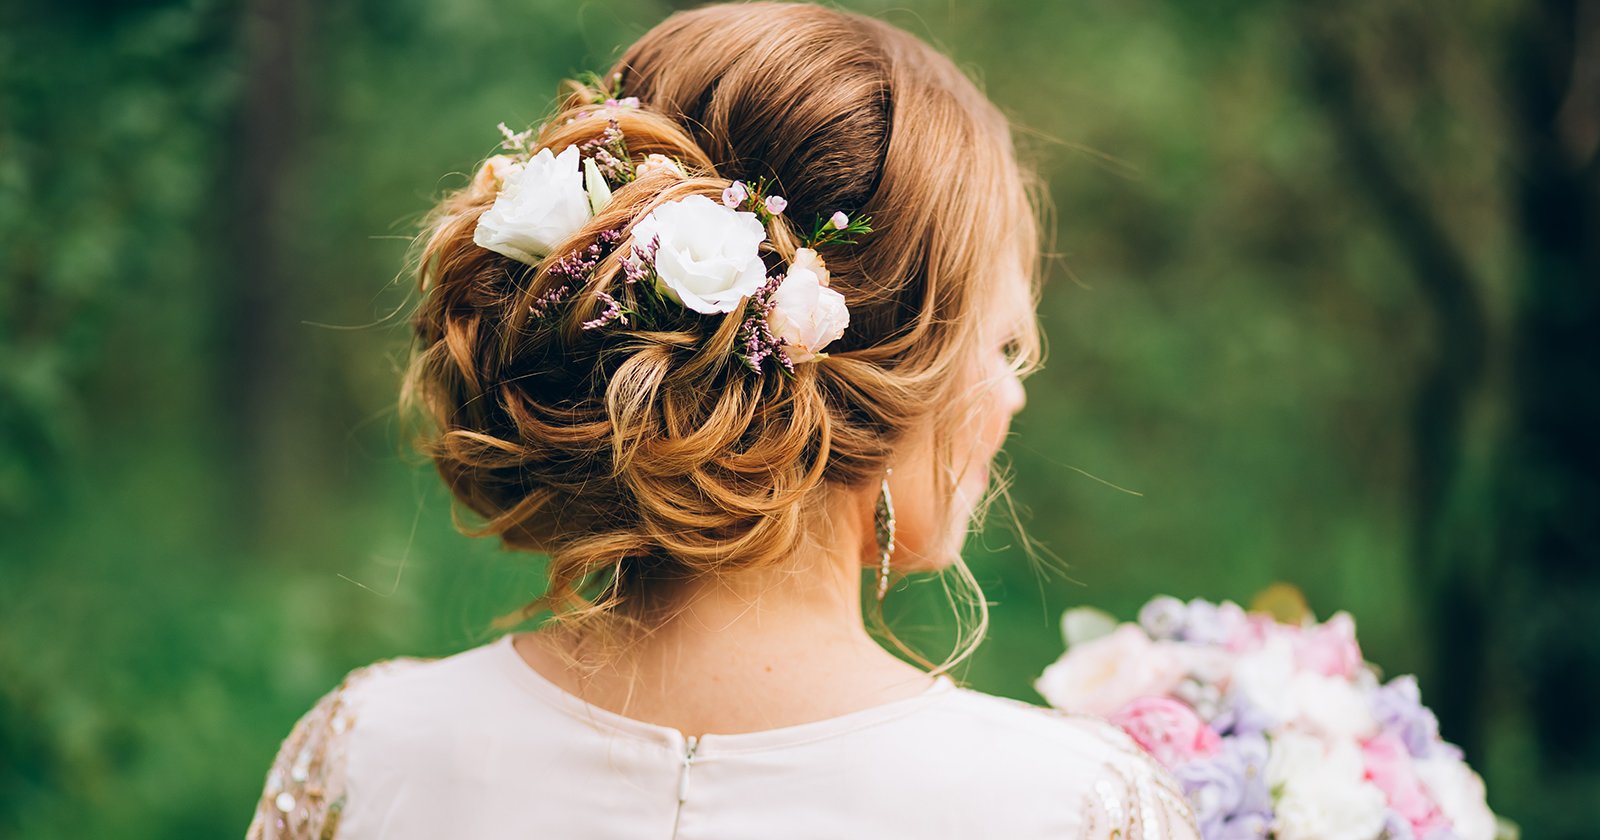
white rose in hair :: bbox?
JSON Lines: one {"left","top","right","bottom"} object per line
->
{"left": 473, "top": 144, "right": 591, "bottom": 265}
{"left": 768, "top": 248, "right": 848, "bottom": 362}
{"left": 631, "top": 193, "right": 768, "bottom": 314}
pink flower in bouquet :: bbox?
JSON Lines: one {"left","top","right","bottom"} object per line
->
{"left": 1293, "top": 611, "right": 1363, "bottom": 679}
{"left": 1038, "top": 593, "right": 1507, "bottom": 840}
{"left": 1363, "top": 731, "right": 1450, "bottom": 837}
{"left": 1034, "top": 625, "right": 1186, "bottom": 717}
{"left": 1109, "top": 696, "right": 1223, "bottom": 768}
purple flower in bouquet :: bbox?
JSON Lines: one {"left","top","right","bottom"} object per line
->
{"left": 1175, "top": 755, "right": 1244, "bottom": 834}
{"left": 1036, "top": 592, "right": 1507, "bottom": 840}
{"left": 1211, "top": 688, "right": 1276, "bottom": 738}
{"left": 1172, "top": 733, "right": 1272, "bottom": 837}
{"left": 1372, "top": 675, "right": 1460, "bottom": 761}
{"left": 1183, "top": 598, "right": 1250, "bottom": 646}
{"left": 1138, "top": 596, "right": 1254, "bottom": 646}
{"left": 1140, "top": 595, "right": 1189, "bottom": 640}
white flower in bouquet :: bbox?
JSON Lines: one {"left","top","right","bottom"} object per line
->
{"left": 1036, "top": 593, "right": 1509, "bottom": 840}
{"left": 1414, "top": 757, "right": 1497, "bottom": 840}
{"left": 1268, "top": 733, "right": 1388, "bottom": 840}
{"left": 1034, "top": 624, "right": 1185, "bottom": 717}
{"left": 1287, "top": 671, "right": 1379, "bottom": 742}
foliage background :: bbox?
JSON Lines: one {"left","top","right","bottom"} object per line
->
{"left": 2, "top": 0, "right": 1594, "bottom": 836}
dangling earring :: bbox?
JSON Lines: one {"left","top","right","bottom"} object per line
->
{"left": 874, "top": 467, "right": 895, "bottom": 601}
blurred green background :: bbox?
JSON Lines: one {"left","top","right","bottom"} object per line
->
{"left": 3, "top": 0, "right": 1595, "bottom": 836}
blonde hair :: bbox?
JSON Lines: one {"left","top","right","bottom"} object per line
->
{"left": 401, "top": 0, "right": 1046, "bottom": 680}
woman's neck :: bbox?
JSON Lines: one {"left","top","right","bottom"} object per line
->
{"left": 515, "top": 484, "right": 936, "bottom": 734}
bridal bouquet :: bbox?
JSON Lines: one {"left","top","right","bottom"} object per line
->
{"left": 1035, "top": 594, "right": 1509, "bottom": 840}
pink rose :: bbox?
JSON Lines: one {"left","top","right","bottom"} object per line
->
{"left": 1109, "top": 696, "right": 1222, "bottom": 768}
{"left": 1034, "top": 625, "right": 1186, "bottom": 716}
{"left": 1294, "top": 612, "right": 1364, "bottom": 679}
{"left": 1363, "top": 731, "right": 1449, "bottom": 837}
{"left": 1225, "top": 612, "right": 1280, "bottom": 654}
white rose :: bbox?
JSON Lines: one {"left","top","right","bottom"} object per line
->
{"left": 1414, "top": 757, "right": 1496, "bottom": 840}
{"left": 631, "top": 193, "right": 768, "bottom": 314}
{"left": 767, "top": 248, "right": 848, "bottom": 362}
{"left": 1033, "top": 624, "right": 1185, "bottom": 716}
{"left": 1269, "top": 733, "right": 1388, "bottom": 840}
{"left": 473, "top": 144, "right": 591, "bottom": 265}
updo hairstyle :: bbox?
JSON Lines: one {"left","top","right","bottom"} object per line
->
{"left": 401, "top": 1, "right": 1045, "bottom": 672}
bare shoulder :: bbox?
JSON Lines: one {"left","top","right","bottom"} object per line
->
{"left": 941, "top": 689, "right": 1202, "bottom": 840}
{"left": 245, "top": 656, "right": 434, "bottom": 840}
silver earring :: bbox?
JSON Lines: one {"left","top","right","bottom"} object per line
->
{"left": 874, "top": 467, "right": 895, "bottom": 601}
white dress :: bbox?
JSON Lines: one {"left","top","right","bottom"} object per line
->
{"left": 246, "top": 633, "right": 1198, "bottom": 839}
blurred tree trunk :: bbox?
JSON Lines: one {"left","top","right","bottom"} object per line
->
{"left": 217, "top": 0, "right": 308, "bottom": 547}
{"left": 1298, "top": 1, "right": 1599, "bottom": 834}
{"left": 1498, "top": 0, "right": 1600, "bottom": 831}
{"left": 1294, "top": 2, "right": 1494, "bottom": 757}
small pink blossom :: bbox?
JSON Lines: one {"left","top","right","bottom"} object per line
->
{"left": 764, "top": 195, "right": 788, "bottom": 215}
{"left": 829, "top": 210, "right": 849, "bottom": 229}
{"left": 1294, "top": 612, "right": 1364, "bottom": 679}
{"left": 1109, "top": 696, "right": 1223, "bottom": 769}
{"left": 723, "top": 181, "right": 749, "bottom": 208}
{"left": 1363, "top": 732, "right": 1450, "bottom": 837}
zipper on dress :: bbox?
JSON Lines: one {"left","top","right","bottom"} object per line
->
{"left": 677, "top": 734, "right": 700, "bottom": 803}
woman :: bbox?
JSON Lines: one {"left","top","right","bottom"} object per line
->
{"left": 247, "top": 2, "right": 1199, "bottom": 837}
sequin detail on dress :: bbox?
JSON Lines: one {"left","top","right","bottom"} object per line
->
{"left": 246, "top": 657, "right": 432, "bottom": 840}
{"left": 1061, "top": 712, "right": 1200, "bottom": 840}
{"left": 955, "top": 694, "right": 1200, "bottom": 838}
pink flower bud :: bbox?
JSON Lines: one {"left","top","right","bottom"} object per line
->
{"left": 764, "top": 195, "right": 788, "bottom": 215}
{"left": 723, "top": 181, "right": 749, "bottom": 209}
{"left": 829, "top": 211, "right": 849, "bottom": 230}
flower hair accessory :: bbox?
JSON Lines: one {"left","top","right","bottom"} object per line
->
{"left": 468, "top": 80, "right": 873, "bottom": 377}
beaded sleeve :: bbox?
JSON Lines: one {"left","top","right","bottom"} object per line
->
{"left": 245, "top": 657, "right": 429, "bottom": 840}
{"left": 1065, "top": 713, "right": 1201, "bottom": 840}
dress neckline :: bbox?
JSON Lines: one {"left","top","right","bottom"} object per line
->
{"left": 489, "top": 632, "right": 957, "bottom": 755}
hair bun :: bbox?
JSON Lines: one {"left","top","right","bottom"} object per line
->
{"left": 401, "top": 2, "right": 1043, "bottom": 663}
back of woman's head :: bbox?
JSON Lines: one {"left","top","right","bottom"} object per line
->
{"left": 402, "top": 0, "right": 1045, "bottom": 665}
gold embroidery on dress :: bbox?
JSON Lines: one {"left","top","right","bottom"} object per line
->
{"left": 245, "top": 657, "right": 430, "bottom": 840}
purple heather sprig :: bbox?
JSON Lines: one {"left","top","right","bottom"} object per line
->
{"left": 578, "top": 118, "right": 634, "bottom": 184}
{"left": 527, "top": 229, "right": 624, "bottom": 320}
{"left": 735, "top": 271, "right": 796, "bottom": 376}
{"left": 622, "top": 234, "right": 660, "bottom": 286}
{"left": 580, "top": 290, "right": 628, "bottom": 331}
{"left": 496, "top": 121, "right": 536, "bottom": 154}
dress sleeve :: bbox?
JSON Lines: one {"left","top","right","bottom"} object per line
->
{"left": 245, "top": 658, "right": 425, "bottom": 840}
{"left": 1068, "top": 715, "right": 1201, "bottom": 840}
